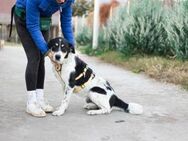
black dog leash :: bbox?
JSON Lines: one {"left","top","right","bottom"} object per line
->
{"left": 9, "top": 5, "right": 15, "bottom": 39}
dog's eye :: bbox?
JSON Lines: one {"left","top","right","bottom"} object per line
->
{"left": 51, "top": 46, "right": 55, "bottom": 50}
{"left": 51, "top": 46, "right": 58, "bottom": 51}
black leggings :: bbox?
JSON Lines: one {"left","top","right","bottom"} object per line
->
{"left": 14, "top": 13, "right": 49, "bottom": 91}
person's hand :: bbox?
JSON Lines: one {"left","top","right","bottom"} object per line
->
{"left": 46, "top": 51, "right": 55, "bottom": 63}
{"left": 56, "top": 0, "right": 65, "bottom": 4}
{"left": 47, "top": 51, "right": 53, "bottom": 61}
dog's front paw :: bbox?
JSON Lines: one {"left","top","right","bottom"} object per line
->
{"left": 52, "top": 109, "right": 65, "bottom": 116}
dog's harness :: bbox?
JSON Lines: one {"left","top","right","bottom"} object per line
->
{"left": 54, "top": 63, "right": 95, "bottom": 94}
{"left": 75, "top": 66, "right": 89, "bottom": 81}
{"left": 73, "top": 66, "right": 95, "bottom": 93}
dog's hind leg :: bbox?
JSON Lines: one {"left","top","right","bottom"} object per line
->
{"left": 87, "top": 108, "right": 111, "bottom": 115}
{"left": 87, "top": 92, "right": 112, "bottom": 115}
{"left": 83, "top": 97, "right": 99, "bottom": 110}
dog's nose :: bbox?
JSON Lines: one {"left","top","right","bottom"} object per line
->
{"left": 55, "top": 54, "right": 61, "bottom": 60}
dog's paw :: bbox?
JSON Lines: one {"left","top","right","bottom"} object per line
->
{"left": 52, "top": 109, "right": 65, "bottom": 116}
{"left": 87, "top": 110, "right": 97, "bottom": 115}
{"left": 87, "top": 109, "right": 111, "bottom": 115}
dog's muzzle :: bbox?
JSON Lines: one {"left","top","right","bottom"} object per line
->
{"left": 55, "top": 54, "right": 61, "bottom": 61}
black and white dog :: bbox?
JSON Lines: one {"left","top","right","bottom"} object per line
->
{"left": 48, "top": 37, "right": 143, "bottom": 116}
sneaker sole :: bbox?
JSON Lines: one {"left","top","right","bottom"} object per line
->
{"left": 26, "top": 109, "right": 46, "bottom": 117}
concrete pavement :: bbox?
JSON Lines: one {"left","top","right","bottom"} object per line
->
{"left": 0, "top": 46, "right": 188, "bottom": 141}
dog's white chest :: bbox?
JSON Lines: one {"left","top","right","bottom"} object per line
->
{"left": 52, "top": 67, "right": 65, "bottom": 84}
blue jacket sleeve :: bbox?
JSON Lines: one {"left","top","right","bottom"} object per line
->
{"left": 60, "top": 1, "right": 75, "bottom": 46}
{"left": 26, "top": 0, "right": 48, "bottom": 54}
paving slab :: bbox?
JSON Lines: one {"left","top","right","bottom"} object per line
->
{"left": 0, "top": 46, "right": 188, "bottom": 141}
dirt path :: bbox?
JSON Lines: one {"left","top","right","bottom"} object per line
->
{"left": 0, "top": 46, "right": 188, "bottom": 141}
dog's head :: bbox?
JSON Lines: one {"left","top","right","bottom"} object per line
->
{"left": 48, "top": 37, "right": 75, "bottom": 64}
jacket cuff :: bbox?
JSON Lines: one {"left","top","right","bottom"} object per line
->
{"left": 68, "top": 42, "right": 75, "bottom": 48}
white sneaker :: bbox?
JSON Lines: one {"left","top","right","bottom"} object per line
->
{"left": 36, "top": 89, "right": 54, "bottom": 113}
{"left": 26, "top": 102, "right": 46, "bottom": 117}
{"left": 26, "top": 90, "right": 46, "bottom": 117}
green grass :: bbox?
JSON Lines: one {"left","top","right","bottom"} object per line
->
{"left": 79, "top": 46, "right": 188, "bottom": 90}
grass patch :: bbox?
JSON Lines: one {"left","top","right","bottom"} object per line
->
{"left": 79, "top": 46, "right": 188, "bottom": 90}
{"left": 102, "top": 52, "right": 188, "bottom": 90}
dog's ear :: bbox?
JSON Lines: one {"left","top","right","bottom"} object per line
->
{"left": 68, "top": 43, "right": 75, "bottom": 54}
{"left": 70, "top": 47, "right": 75, "bottom": 54}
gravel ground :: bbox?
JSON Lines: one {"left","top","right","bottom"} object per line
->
{"left": 0, "top": 46, "right": 188, "bottom": 141}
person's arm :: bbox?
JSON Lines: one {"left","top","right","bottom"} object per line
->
{"left": 26, "top": 0, "right": 49, "bottom": 54}
{"left": 60, "top": 1, "right": 75, "bottom": 47}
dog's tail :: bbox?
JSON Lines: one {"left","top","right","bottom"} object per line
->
{"left": 109, "top": 95, "right": 143, "bottom": 115}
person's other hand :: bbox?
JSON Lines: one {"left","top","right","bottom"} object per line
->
{"left": 56, "top": 0, "right": 65, "bottom": 4}
{"left": 46, "top": 51, "right": 55, "bottom": 63}
{"left": 47, "top": 51, "right": 53, "bottom": 60}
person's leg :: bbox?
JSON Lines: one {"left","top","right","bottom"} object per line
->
{"left": 36, "top": 30, "right": 53, "bottom": 112}
{"left": 14, "top": 13, "right": 46, "bottom": 117}
{"left": 36, "top": 54, "right": 45, "bottom": 89}
{"left": 36, "top": 30, "right": 48, "bottom": 90}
